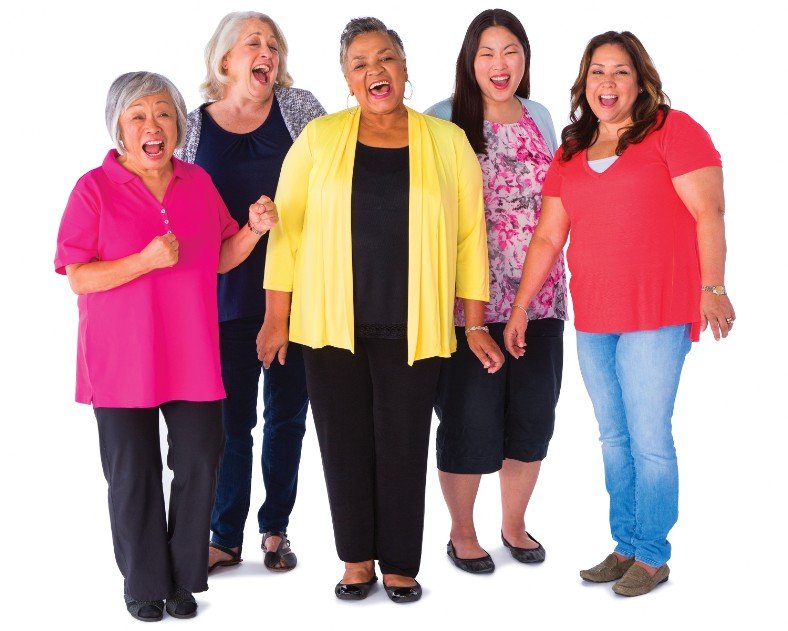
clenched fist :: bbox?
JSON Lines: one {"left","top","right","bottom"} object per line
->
{"left": 140, "top": 233, "right": 179, "bottom": 271}
{"left": 248, "top": 195, "right": 279, "bottom": 235}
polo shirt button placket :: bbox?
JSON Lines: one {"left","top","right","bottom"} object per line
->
{"left": 161, "top": 208, "right": 172, "bottom": 234}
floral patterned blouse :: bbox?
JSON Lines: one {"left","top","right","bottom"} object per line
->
{"left": 455, "top": 104, "right": 568, "bottom": 326}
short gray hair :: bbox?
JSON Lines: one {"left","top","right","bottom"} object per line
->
{"left": 105, "top": 72, "right": 188, "bottom": 153}
{"left": 339, "top": 17, "right": 406, "bottom": 70}
{"left": 201, "top": 11, "right": 293, "bottom": 101}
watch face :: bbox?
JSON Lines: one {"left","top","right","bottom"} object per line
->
{"left": 714, "top": 285, "right": 726, "bottom": 295}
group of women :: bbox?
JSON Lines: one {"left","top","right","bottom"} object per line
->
{"left": 54, "top": 7, "right": 735, "bottom": 622}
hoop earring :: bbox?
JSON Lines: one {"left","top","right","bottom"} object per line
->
{"left": 404, "top": 80, "right": 413, "bottom": 100}
{"left": 346, "top": 92, "right": 356, "bottom": 109}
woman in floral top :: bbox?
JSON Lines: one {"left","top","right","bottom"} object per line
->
{"left": 425, "top": 8, "right": 567, "bottom": 574}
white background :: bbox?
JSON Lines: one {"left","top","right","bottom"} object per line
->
{"left": 2, "top": 0, "right": 785, "bottom": 628}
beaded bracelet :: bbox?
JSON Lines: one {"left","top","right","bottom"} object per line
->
{"left": 248, "top": 220, "right": 264, "bottom": 236}
{"left": 465, "top": 325, "right": 490, "bottom": 335}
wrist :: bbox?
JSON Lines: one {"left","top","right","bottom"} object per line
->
{"left": 511, "top": 303, "right": 529, "bottom": 317}
{"left": 701, "top": 284, "right": 727, "bottom": 296}
{"left": 248, "top": 220, "right": 264, "bottom": 237}
{"left": 465, "top": 324, "right": 489, "bottom": 336}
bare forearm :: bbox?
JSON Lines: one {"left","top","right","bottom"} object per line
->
{"left": 512, "top": 235, "right": 561, "bottom": 309}
{"left": 219, "top": 225, "right": 261, "bottom": 273}
{"left": 696, "top": 212, "right": 727, "bottom": 284}
{"left": 66, "top": 255, "right": 151, "bottom": 295}
{"left": 264, "top": 289, "right": 292, "bottom": 323}
{"left": 462, "top": 299, "right": 486, "bottom": 327}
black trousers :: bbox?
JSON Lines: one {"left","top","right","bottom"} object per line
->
{"left": 302, "top": 338, "right": 441, "bottom": 577}
{"left": 94, "top": 400, "right": 224, "bottom": 600}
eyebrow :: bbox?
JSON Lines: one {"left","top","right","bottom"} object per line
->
{"left": 590, "top": 62, "right": 631, "bottom": 67}
{"left": 351, "top": 48, "right": 395, "bottom": 60}
{"left": 479, "top": 43, "right": 520, "bottom": 50}
{"left": 128, "top": 100, "right": 171, "bottom": 108}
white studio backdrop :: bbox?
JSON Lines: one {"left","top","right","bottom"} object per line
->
{"left": 0, "top": 0, "right": 784, "bottom": 629}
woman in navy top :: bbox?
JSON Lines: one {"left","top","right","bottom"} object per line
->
{"left": 177, "top": 11, "right": 325, "bottom": 573}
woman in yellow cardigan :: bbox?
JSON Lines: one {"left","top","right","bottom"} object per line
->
{"left": 258, "top": 17, "right": 502, "bottom": 603}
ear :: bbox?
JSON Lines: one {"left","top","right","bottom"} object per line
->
{"left": 221, "top": 54, "right": 229, "bottom": 72}
{"left": 344, "top": 73, "right": 353, "bottom": 96}
{"left": 402, "top": 58, "right": 408, "bottom": 82}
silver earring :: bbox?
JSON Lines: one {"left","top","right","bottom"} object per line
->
{"left": 119, "top": 139, "right": 125, "bottom": 150}
{"left": 346, "top": 92, "right": 356, "bottom": 109}
{"left": 404, "top": 80, "right": 413, "bottom": 100}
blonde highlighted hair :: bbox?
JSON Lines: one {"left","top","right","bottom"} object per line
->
{"left": 200, "top": 11, "right": 293, "bottom": 101}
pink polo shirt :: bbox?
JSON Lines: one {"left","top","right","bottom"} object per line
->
{"left": 55, "top": 150, "right": 239, "bottom": 407}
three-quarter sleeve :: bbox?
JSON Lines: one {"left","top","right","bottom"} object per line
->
{"left": 263, "top": 122, "right": 315, "bottom": 292}
{"left": 54, "top": 179, "right": 100, "bottom": 275}
{"left": 453, "top": 129, "right": 489, "bottom": 302}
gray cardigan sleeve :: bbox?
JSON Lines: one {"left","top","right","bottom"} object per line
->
{"left": 175, "top": 85, "right": 326, "bottom": 164}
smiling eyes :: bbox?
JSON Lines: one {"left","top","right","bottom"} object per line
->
{"left": 353, "top": 56, "right": 395, "bottom": 71}
{"left": 246, "top": 39, "right": 278, "bottom": 53}
{"left": 130, "top": 111, "right": 171, "bottom": 121}
{"left": 478, "top": 50, "right": 520, "bottom": 57}
{"left": 590, "top": 69, "right": 631, "bottom": 76}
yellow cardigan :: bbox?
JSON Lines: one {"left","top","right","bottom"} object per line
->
{"left": 264, "top": 106, "right": 489, "bottom": 365}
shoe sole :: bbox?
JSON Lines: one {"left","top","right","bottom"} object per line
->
{"left": 612, "top": 575, "right": 669, "bottom": 597}
{"left": 580, "top": 573, "right": 622, "bottom": 583}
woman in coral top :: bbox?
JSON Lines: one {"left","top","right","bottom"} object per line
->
{"left": 504, "top": 31, "right": 736, "bottom": 597}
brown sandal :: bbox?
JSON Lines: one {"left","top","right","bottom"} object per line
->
{"left": 262, "top": 532, "right": 297, "bottom": 571}
{"left": 208, "top": 542, "right": 242, "bottom": 574}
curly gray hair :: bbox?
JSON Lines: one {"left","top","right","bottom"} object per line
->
{"left": 339, "top": 17, "right": 405, "bottom": 70}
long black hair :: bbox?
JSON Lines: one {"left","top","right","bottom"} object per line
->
{"left": 451, "top": 9, "right": 531, "bottom": 153}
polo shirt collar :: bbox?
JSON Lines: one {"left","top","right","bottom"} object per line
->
{"left": 101, "top": 149, "right": 192, "bottom": 184}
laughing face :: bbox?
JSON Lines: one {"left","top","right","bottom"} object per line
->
{"left": 117, "top": 91, "right": 177, "bottom": 172}
{"left": 223, "top": 18, "right": 280, "bottom": 102}
{"left": 585, "top": 43, "right": 639, "bottom": 128}
{"left": 344, "top": 31, "right": 408, "bottom": 117}
{"left": 473, "top": 26, "right": 526, "bottom": 107}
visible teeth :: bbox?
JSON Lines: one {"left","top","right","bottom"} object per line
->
{"left": 144, "top": 141, "right": 163, "bottom": 146}
{"left": 369, "top": 81, "right": 389, "bottom": 89}
{"left": 601, "top": 95, "right": 617, "bottom": 99}
{"left": 253, "top": 64, "right": 271, "bottom": 73}
{"left": 491, "top": 75, "right": 509, "bottom": 81}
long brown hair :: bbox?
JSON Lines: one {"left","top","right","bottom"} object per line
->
{"left": 561, "top": 31, "right": 669, "bottom": 162}
{"left": 451, "top": 9, "right": 531, "bottom": 153}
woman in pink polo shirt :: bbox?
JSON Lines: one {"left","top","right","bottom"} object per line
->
{"left": 54, "top": 72, "right": 277, "bottom": 622}
{"left": 504, "top": 32, "right": 736, "bottom": 597}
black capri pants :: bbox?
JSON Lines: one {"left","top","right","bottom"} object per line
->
{"left": 435, "top": 319, "right": 564, "bottom": 474}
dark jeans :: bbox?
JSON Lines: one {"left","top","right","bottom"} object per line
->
{"left": 94, "top": 401, "right": 224, "bottom": 600}
{"left": 302, "top": 338, "right": 441, "bottom": 577}
{"left": 211, "top": 315, "right": 309, "bottom": 548}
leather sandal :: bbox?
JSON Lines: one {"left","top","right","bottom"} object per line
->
{"left": 124, "top": 593, "right": 164, "bottom": 622}
{"left": 208, "top": 542, "right": 242, "bottom": 574}
{"left": 262, "top": 531, "right": 297, "bottom": 571}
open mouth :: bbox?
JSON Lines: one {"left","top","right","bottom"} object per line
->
{"left": 599, "top": 94, "right": 618, "bottom": 107}
{"left": 252, "top": 63, "right": 271, "bottom": 85}
{"left": 368, "top": 80, "right": 391, "bottom": 99}
{"left": 490, "top": 74, "right": 511, "bottom": 90}
{"left": 142, "top": 140, "right": 164, "bottom": 158}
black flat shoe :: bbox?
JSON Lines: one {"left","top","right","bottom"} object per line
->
{"left": 124, "top": 594, "right": 164, "bottom": 622}
{"left": 447, "top": 540, "right": 495, "bottom": 573}
{"left": 262, "top": 531, "right": 297, "bottom": 571}
{"left": 501, "top": 531, "right": 546, "bottom": 563}
{"left": 335, "top": 575, "right": 378, "bottom": 600}
{"left": 165, "top": 587, "right": 197, "bottom": 619}
{"left": 383, "top": 579, "right": 422, "bottom": 604}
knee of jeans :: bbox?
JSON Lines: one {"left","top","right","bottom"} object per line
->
{"left": 629, "top": 427, "right": 676, "bottom": 461}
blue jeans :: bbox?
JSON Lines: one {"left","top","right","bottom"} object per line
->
{"left": 576, "top": 324, "right": 691, "bottom": 567}
{"left": 210, "top": 316, "right": 309, "bottom": 548}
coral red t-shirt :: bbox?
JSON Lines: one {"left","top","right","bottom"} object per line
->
{"left": 542, "top": 110, "right": 721, "bottom": 340}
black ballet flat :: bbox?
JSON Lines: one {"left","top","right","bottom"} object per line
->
{"left": 501, "top": 531, "right": 546, "bottom": 563}
{"left": 335, "top": 575, "right": 378, "bottom": 600}
{"left": 447, "top": 540, "right": 495, "bottom": 574}
{"left": 383, "top": 579, "right": 422, "bottom": 604}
